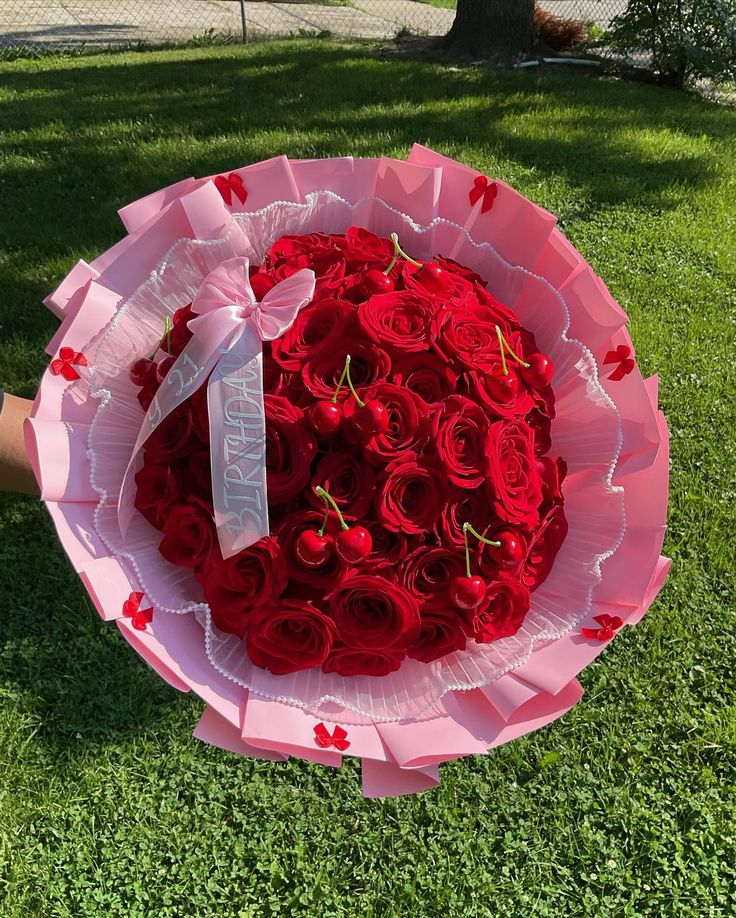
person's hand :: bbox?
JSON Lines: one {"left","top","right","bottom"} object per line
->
{"left": 0, "top": 392, "right": 39, "bottom": 495}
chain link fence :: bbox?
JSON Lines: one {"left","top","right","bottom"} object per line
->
{"left": 0, "top": 2, "right": 626, "bottom": 54}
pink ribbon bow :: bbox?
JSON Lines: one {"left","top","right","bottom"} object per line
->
{"left": 313, "top": 723, "right": 350, "bottom": 751}
{"left": 118, "top": 257, "right": 316, "bottom": 558}
{"left": 468, "top": 175, "right": 498, "bottom": 214}
{"left": 214, "top": 172, "right": 248, "bottom": 207}
{"left": 603, "top": 344, "right": 636, "bottom": 381}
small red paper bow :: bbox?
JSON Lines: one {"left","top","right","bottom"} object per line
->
{"left": 582, "top": 614, "right": 624, "bottom": 641}
{"left": 603, "top": 344, "right": 635, "bottom": 381}
{"left": 313, "top": 723, "right": 350, "bottom": 751}
{"left": 122, "top": 591, "right": 153, "bottom": 631}
{"left": 50, "top": 347, "right": 88, "bottom": 381}
{"left": 469, "top": 175, "right": 498, "bottom": 214}
{"left": 214, "top": 172, "right": 248, "bottom": 207}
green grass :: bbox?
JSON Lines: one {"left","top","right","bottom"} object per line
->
{"left": 414, "top": 0, "right": 457, "bottom": 9}
{"left": 0, "top": 40, "right": 734, "bottom": 917}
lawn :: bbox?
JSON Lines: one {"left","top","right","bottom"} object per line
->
{"left": 0, "top": 39, "right": 734, "bottom": 917}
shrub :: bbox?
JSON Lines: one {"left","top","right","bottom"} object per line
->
{"left": 605, "top": 0, "right": 736, "bottom": 87}
{"left": 534, "top": 3, "right": 589, "bottom": 52}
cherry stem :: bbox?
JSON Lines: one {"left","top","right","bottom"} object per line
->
{"left": 330, "top": 354, "right": 365, "bottom": 408}
{"left": 149, "top": 315, "right": 174, "bottom": 361}
{"left": 315, "top": 486, "right": 350, "bottom": 531}
{"left": 495, "top": 325, "right": 530, "bottom": 377}
{"left": 317, "top": 506, "right": 331, "bottom": 538}
{"left": 384, "top": 232, "right": 422, "bottom": 275}
{"left": 462, "top": 521, "right": 501, "bottom": 578}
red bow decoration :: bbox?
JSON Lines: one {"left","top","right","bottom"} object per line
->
{"left": 50, "top": 347, "right": 88, "bottom": 381}
{"left": 313, "top": 723, "right": 350, "bottom": 751}
{"left": 603, "top": 344, "right": 636, "bottom": 381}
{"left": 214, "top": 172, "right": 248, "bottom": 207}
{"left": 122, "top": 591, "right": 153, "bottom": 631}
{"left": 582, "top": 613, "right": 624, "bottom": 641}
{"left": 469, "top": 175, "right": 498, "bottom": 214}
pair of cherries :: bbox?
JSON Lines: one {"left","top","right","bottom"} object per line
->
{"left": 449, "top": 524, "right": 525, "bottom": 611}
{"left": 308, "top": 354, "right": 389, "bottom": 441}
{"left": 494, "top": 324, "right": 554, "bottom": 391}
{"left": 358, "top": 232, "right": 449, "bottom": 300}
{"left": 295, "top": 485, "right": 373, "bottom": 568}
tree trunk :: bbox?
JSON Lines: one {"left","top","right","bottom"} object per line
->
{"left": 440, "top": 0, "right": 536, "bottom": 63}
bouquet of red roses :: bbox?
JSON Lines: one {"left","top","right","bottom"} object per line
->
{"left": 128, "top": 228, "right": 566, "bottom": 678}
{"left": 27, "top": 148, "right": 669, "bottom": 796}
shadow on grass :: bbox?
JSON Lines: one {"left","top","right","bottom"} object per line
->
{"left": 0, "top": 42, "right": 729, "bottom": 264}
{"left": 0, "top": 497, "right": 187, "bottom": 754}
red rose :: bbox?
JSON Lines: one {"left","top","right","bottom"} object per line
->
{"left": 537, "top": 456, "right": 567, "bottom": 511}
{"left": 399, "top": 546, "right": 466, "bottom": 611}
{"left": 265, "top": 395, "right": 317, "bottom": 503}
{"left": 309, "top": 449, "right": 376, "bottom": 520}
{"left": 436, "top": 485, "right": 495, "bottom": 549}
{"left": 392, "top": 352, "right": 458, "bottom": 407}
{"left": 204, "top": 536, "right": 287, "bottom": 635}
{"left": 433, "top": 395, "right": 490, "bottom": 489}
{"left": 246, "top": 601, "right": 336, "bottom": 675}
{"left": 522, "top": 505, "right": 568, "bottom": 590}
{"left": 401, "top": 260, "right": 473, "bottom": 304}
{"left": 277, "top": 509, "right": 345, "bottom": 589}
{"left": 266, "top": 233, "right": 347, "bottom": 295}
{"left": 249, "top": 267, "right": 277, "bottom": 300}
{"left": 376, "top": 457, "right": 448, "bottom": 535}
{"left": 407, "top": 610, "right": 467, "bottom": 663}
{"left": 473, "top": 282, "right": 522, "bottom": 334}
{"left": 343, "top": 383, "right": 429, "bottom": 464}
{"left": 271, "top": 298, "right": 353, "bottom": 372}
{"left": 527, "top": 407, "right": 552, "bottom": 456}
{"left": 463, "top": 577, "right": 531, "bottom": 643}
{"left": 302, "top": 337, "right": 391, "bottom": 400}
{"left": 343, "top": 226, "right": 394, "bottom": 270}
{"left": 158, "top": 500, "right": 215, "bottom": 570}
{"left": 467, "top": 362, "right": 536, "bottom": 420}
{"left": 323, "top": 645, "right": 403, "bottom": 677}
{"left": 436, "top": 255, "right": 486, "bottom": 286}
{"left": 134, "top": 460, "right": 181, "bottom": 531}
{"left": 358, "top": 290, "right": 437, "bottom": 352}
{"left": 164, "top": 304, "right": 195, "bottom": 357}
{"left": 361, "top": 520, "right": 418, "bottom": 569}
{"left": 432, "top": 303, "right": 505, "bottom": 371}
{"left": 485, "top": 420, "right": 543, "bottom": 528}
{"left": 327, "top": 574, "right": 420, "bottom": 651}
{"left": 144, "top": 404, "right": 195, "bottom": 461}
{"left": 175, "top": 449, "right": 213, "bottom": 506}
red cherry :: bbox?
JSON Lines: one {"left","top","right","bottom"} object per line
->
{"left": 494, "top": 531, "right": 526, "bottom": 569}
{"left": 335, "top": 526, "right": 372, "bottom": 563}
{"left": 521, "top": 353, "right": 554, "bottom": 388}
{"left": 129, "top": 357, "right": 155, "bottom": 387}
{"left": 485, "top": 368, "right": 520, "bottom": 403}
{"left": 450, "top": 575, "right": 487, "bottom": 611}
{"left": 308, "top": 401, "right": 343, "bottom": 437}
{"left": 156, "top": 355, "right": 176, "bottom": 384}
{"left": 295, "top": 531, "right": 333, "bottom": 568}
{"left": 351, "top": 400, "right": 389, "bottom": 438}
{"left": 361, "top": 269, "right": 395, "bottom": 296}
{"left": 416, "top": 262, "right": 447, "bottom": 294}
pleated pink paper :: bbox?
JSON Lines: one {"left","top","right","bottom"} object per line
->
{"left": 27, "top": 147, "right": 670, "bottom": 797}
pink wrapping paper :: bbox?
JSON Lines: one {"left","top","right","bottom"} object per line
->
{"left": 28, "top": 150, "right": 670, "bottom": 797}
